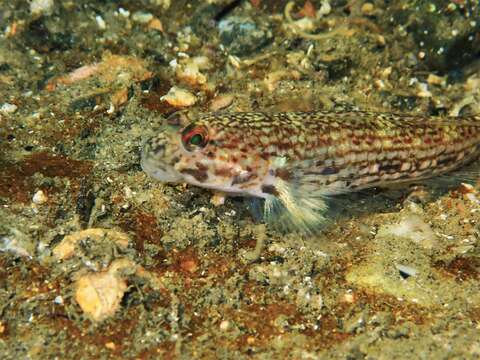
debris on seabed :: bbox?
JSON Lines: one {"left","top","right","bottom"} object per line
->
{"left": 52, "top": 228, "right": 130, "bottom": 260}
{"left": 161, "top": 86, "right": 197, "bottom": 107}
{"left": 74, "top": 258, "right": 132, "bottom": 322}
{"left": 377, "top": 214, "right": 437, "bottom": 249}
{"left": 32, "top": 190, "right": 48, "bottom": 205}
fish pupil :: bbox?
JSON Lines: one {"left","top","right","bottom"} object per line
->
{"left": 190, "top": 134, "right": 203, "bottom": 146}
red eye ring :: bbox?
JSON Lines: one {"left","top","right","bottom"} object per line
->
{"left": 181, "top": 124, "right": 209, "bottom": 151}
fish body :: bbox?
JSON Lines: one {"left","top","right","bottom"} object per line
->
{"left": 141, "top": 110, "right": 480, "bottom": 233}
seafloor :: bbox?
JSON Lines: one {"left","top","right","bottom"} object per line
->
{"left": 0, "top": 0, "right": 479, "bottom": 359}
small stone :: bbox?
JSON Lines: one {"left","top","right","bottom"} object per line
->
{"left": 153, "top": 0, "right": 171, "bottom": 10}
{"left": 161, "top": 86, "right": 197, "bottom": 107}
{"left": 318, "top": 0, "right": 332, "bottom": 16}
{"left": 210, "top": 94, "right": 234, "bottom": 111}
{"left": 95, "top": 15, "right": 106, "bottom": 30}
{"left": 118, "top": 8, "right": 130, "bottom": 17}
{"left": 427, "top": 73, "right": 445, "bottom": 86}
{"left": 132, "top": 11, "right": 153, "bottom": 24}
{"left": 210, "top": 192, "right": 226, "bottom": 206}
{"left": 148, "top": 18, "right": 164, "bottom": 32}
{"left": 0, "top": 236, "right": 31, "bottom": 258}
{"left": 105, "top": 342, "right": 116, "bottom": 350}
{"left": 342, "top": 292, "right": 355, "bottom": 303}
{"left": 361, "top": 3, "right": 375, "bottom": 16}
{"left": 30, "top": 0, "right": 54, "bottom": 15}
{"left": 0, "top": 103, "right": 17, "bottom": 114}
{"left": 376, "top": 35, "right": 386, "bottom": 46}
{"left": 176, "top": 61, "right": 207, "bottom": 86}
{"left": 218, "top": 16, "right": 273, "bottom": 57}
{"left": 381, "top": 67, "right": 392, "bottom": 79}
{"left": 32, "top": 190, "right": 48, "bottom": 205}
{"left": 416, "top": 82, "right": 432, "bottom": 98}
{"left": 219, "top": 320, "right": 230, "bottom": 331}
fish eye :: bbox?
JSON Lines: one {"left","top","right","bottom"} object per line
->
{"left": 181, "top": 124, "right": 209, "bottom": 151}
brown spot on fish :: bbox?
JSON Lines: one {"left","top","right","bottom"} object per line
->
{"left": 195, "top": 162, "right": 209, "bottom": 172}
{"left": 378, "top": 162, "right": 401, "bottom": 174}
{"left": 261, "top": 184, "right": 278, "bottom": 196}
{"left": 319, "top": 166, "right": 339, "bottom": 175}
{"left": 214, "top": 167, "right": 233, "bottom": 177}
{"left": 181, "top": 168, "right": 208, "bottom": 182}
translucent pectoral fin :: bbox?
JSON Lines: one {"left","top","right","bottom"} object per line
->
{"left": 262, "top": 178, "right": 329, "bottom": 235}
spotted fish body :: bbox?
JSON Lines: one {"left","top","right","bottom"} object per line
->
{"left": 141, "top": 110, "right": 480, "bottom": 233}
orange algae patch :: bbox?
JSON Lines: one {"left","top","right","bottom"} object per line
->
{"left": 0, "top": 152, "right": 93, "bottom": 203}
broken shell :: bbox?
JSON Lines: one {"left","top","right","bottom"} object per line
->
{"left": 209, "top": 93, "right": 234, "bottom": 111}
{"left": 161, "top": 86, "right": 197, "bottom": 107}
{"left": 32, "top": 190, "right": 48, "bottom": 205}
{"left": 74, "top": 260, "right": 131, "bottom": 322}
{"left": 176, "top": 61, "right": 207, "bottom": 86}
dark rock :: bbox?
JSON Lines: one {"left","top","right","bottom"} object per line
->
{"left": 23, "top": 17, "right": 75, "bottom": 53}
{"left": 314, "top": 57, "right": 354, "bottom": 81}
{"left": 218, "top": 15, "right": 273, "bottom": 56}
{"left": 76, "top": 180, "right": 96, "bottom": 226}
{"left": 69, "top": 94, "right": 101, "bottom": 112}
{"left": 0, "top": 63, "right": 11, "bottom": 72}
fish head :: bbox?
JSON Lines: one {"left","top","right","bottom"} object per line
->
{"left": 141, "top": 112, "right": 271, "bottom": 197}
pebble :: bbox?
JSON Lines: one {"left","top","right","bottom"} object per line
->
{"left": 132, "top": 11, "right": 153, "bottom": 24}
{"left": 395, "top": 264, "right": 418, "bottom": 278}
{"left": 95, "top": 15, "right": 106, "bottom": 30}
{"left": 32, "top": 190, "right": 48, "bottom": 205}
{"left": 219, "top": 320, "right": 230, "bottom": 331}
{"left": 0, "top": 103, "right": 17, "bottom": 114}
{"left": 416, "top": 82, "right": 432, "bottom": 98}
{"left": 154, "top": 0, "right": 171, "bottom": 10}
{"left": 427, "top": 73, "right": 445, "bottom": 86}
{"left": 176, "top": 60, "right": 207, "bottom": 86}
{"left": 209, "top": 94, "right": 234, "bottom": 111}
{"left": 0, "top": 236, "right": 31, "bottom": 258}
{"left": 361, "top": 2, "right": 375, "bottom": 16}
{"left": 30, "top": 0, "right": 54, "bottom": 15}
{"left": 161, "top": 86, "right": 197, "bottom": 107}
{"left": 318, "top": 0, "right": 332, "bottom": 16}
{"left": 105, "top": 342, "right": 116, "bottom": 350}
{"left": 148, "top": 18, "right": 164, "bottom": 32}
{"left": 218, "top": 16, "right": 273, "bottom": 57}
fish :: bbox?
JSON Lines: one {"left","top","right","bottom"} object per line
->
{"left": 141, "top": 110, "right": 480, "bottom": 233}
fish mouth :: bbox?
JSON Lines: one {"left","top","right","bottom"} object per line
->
{"left": 141, "top": 147, "right": 183, "bottom": 183}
